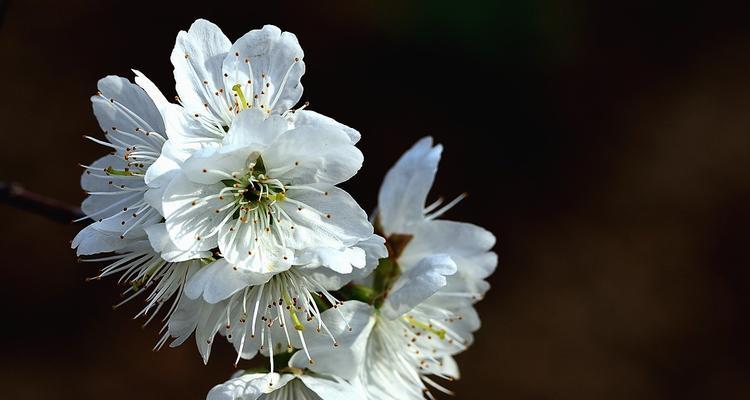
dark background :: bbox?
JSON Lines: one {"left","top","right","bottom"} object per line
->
{"left": 1, "top": 0, "right": 749, "bottom": 398}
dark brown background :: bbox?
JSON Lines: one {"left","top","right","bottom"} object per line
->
{"left": 1, "top": 0, "right": 749, "bottom": 398}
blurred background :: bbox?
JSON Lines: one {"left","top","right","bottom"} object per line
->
{"left": 1, "top": 0, "right": 749, "bottom": 398}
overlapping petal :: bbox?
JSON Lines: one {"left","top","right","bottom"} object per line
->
{"left": 379, "top": 254, "right": 457, "bottom": 320}
{"left": 377, "top": 137, "right": 442, "bottom": 235}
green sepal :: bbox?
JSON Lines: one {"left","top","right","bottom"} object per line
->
{"left": 372, "top": 257, "right": 401, "bottom": 309}
{"left": 335, "top": 284, "right": 377, "bottom": 304}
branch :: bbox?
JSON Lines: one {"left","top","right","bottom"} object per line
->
{"left": 0, "top": 182, "right": 84, "bottom": 224}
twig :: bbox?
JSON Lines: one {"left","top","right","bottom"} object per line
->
{"left": 0, "top": 182, "right": 84, "bottom": 224}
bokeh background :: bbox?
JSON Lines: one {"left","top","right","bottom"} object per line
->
{"left": 1, "top": 0, "right": 749, "bottom": 398}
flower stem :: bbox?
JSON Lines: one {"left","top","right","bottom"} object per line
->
{"left": 0, "top": 181, "right": 83, "bottom": 223}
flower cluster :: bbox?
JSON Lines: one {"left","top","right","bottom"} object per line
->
{"left": 73, "top": 19, "right": 497, "bottom": 400}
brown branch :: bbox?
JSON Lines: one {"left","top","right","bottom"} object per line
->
{"left": 0, "top": 182, "right": 84, "bottom": 224}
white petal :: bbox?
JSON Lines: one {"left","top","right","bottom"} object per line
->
{"left": 171, "top": 19, "right": 232, "bottom": 118}
{"left": 167, "top": 296, "right": 203, "bottom": 347}
{"left": 132, "top": 69, "right": 170, "bottom": 112}
{"left": 71, "top": 224, "right": 130, "bottom": 255}
{"left": 162, "top": 173, "right": 232, "bottom": 251}
{"left": 349, "top": 234, "right": 388, "bottom": 283}
{"left": 293, "top": 245, "right": 367, "bottom": 290}
{"left": 377, "top": 137, "right": 441, "bottom": 235}
{"left": 80, "top": 155, "right": 143, "bottom": 219}
{"left": 184, "top": 258, "right": 273, "bottom": 303}
{"left": 401, "top": 220, "right": 496, "bottom": 278}
{"left": 264, "top": 125, "right": 363, "bottom": 186}
{"left": 80, "top": 188, "right": 141, "bottom": 223}
{"left": 181, "top": 144, "right": 252, "bottom": 185}
{"left": 194, "top": 300, "right": 227, "bottom": 363}
{"left": 222, "top": 108, "right": 288, "bottom": 150}
{"left": 79, "top": 155, "right": 160, "bottom": 238}
{"left": 222, "top": 25, "right": 305, "bottom": 115}
{"left": 299, "top": 374, "right": 366, "bottom": 400}
{"left": 161, "top": 103, "right": 223, "bottom": 157}
{"left": 290, "top": 301, "right": 375, "bottom": 381}
{"left": 380, "top": 254, "right": 457, "bottom": 320}
{"left": 144, "top": 223, "right": 210, "bottom": 262}
{"left": 88, "top": 205, "right": 162, "bottom": 236}
{"left": 207, "top": 373, "right": 266, "bottom": 400}
{"left": 400, "top": 220, "right": 497, "bottom": 300}
{"left": 167, "top": 295, "right": 225, "bottom": 363}
{"left": 295, "top": 266, "right": 352, "bottom": 291}
{"left": 92, "top": 75, "right": 165, "bottom": 134}
{"left": 218, "top": 221, "right": 294, "bottom": 274}
{"left": 290, "top": 109, "right": 360, "bottom": 144}
{"left": 80, "top": 155, "right": 133, "bottom": 192}
{"left": 414, "top": 303, "right": 480, "bottom": 355}
{"left": 144, "top": 140, "right": 182, "bottom": 188}
{"left": 143, "top": 186, "right": 166, "bottom": 215}
{"left": 208, "top": 373, "right": 296, "bottom": 400}
{"left": 278, "top": 184, "right": 373, "bottom": 249}
{"left": 436, "top": 355, "right": 460, "bottom": 379}
{"left": 295, "top": 246, "right": 366, "bottom": 274}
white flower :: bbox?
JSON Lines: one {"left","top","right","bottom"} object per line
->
{"left": 157, "top": 106, "right": 372, "bottom": 271}
{"left": 302, "top": 137, "right": 497, "bottom": 399}
{"left": 174, "top": 20, "right": 304, "bottom": 124}
{"left": 138, "top": 21, "right": 378, "bottom": 313}
{"left": 292, "top": 256, "right": 469, "bottom": 400}
{"left": 376, "top": 138, "right": 497, "bottom": 301}
{"left": 144, "top": 20, "right": 359, "bottom": 190}
{"left": 207, "top": 302, "right": 375, "bottom": 399}
{"left": 73, "top": 74, "right": 168, "bottom": 251}
{"left": 141, "top": 20, "right": 376, "bottom": 278}
{"left": 207, "top": 371, "right": 361, "bottom": 400}
{"left": 72, "top": 74, "right": 208, "bottom": 324}
{"left": 166, "top": 256, "right": 381, "bottom": 365}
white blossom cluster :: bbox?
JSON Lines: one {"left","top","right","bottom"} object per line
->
{"left": 73, "top": 19, "right": 497, "bottom": 400}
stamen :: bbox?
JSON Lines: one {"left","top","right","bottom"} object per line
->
{"left": 269, "top": 57, "right": 302, "bottom": 110}
{"left": 426, "top": 192, "right": 467, "bottom": 220}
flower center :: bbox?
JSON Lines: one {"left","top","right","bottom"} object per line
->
{"left": 215, "top": 156, "right": 288, "bottom": 216}
{"left": 226, "top": 270, "right": 349, "bottom": 368}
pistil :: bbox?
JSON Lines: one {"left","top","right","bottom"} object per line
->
{"left": 231, "top": 84, "right": 250, "bottom": 111}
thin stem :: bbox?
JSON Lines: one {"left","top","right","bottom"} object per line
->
{"left": 0, "top": 181, "right": 84, "bottom": 223}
